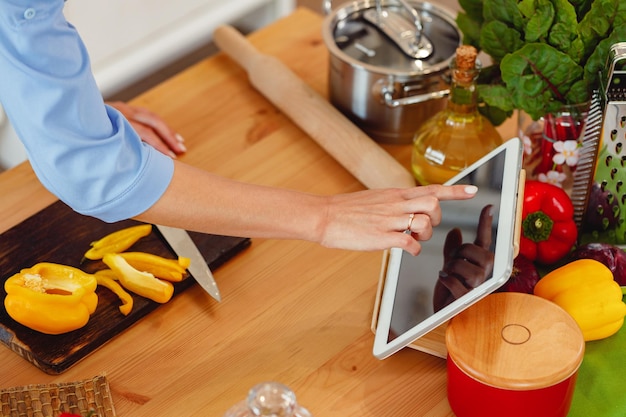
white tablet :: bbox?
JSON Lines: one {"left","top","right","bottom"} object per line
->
{"left": 373, "top": 138, "right": 524, "bottom": 359}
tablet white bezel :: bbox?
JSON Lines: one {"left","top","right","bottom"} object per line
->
{"left": 373, "top": 138, "right": 524, "bottom": 360}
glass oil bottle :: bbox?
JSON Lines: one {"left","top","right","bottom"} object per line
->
{"left": 411, "top": 45, "right": 503, "bottom": 185}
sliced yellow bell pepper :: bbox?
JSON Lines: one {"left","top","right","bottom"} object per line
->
{"left": 83, "top": 224, "right": 152, "bottom": 261}
{"left": 118, "top": 252, "right": 190, "bottom": 282}
{"left": 4, "top": 263, "right": 98, "bottom": 335}
{"left": 94, "top": 268, "right": 119, "bottom": 281}
{"left": 95, "top": 273, "right": 134, "bottom": 315}
{"left": 102, "top": 253, "right": 174, "bottom": 304}
{"left": 534, "top": 259, "right": 626, "bottom": 341}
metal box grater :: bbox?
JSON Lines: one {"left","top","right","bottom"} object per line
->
{"left": 575, "top": 42, "right": 626, "bottom": 246}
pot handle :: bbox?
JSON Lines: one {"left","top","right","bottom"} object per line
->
{"left": 383, "top": 89, "right": 450, "bottom": 107}
{"left": 375, "top": 79, "right": 450, "bottom": 108}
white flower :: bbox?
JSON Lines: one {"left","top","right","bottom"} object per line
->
{"left": 552, "top": 140, "right": 579, "bottom": 166}
{"left": 538, "top": 170, "right": 567, "bottom": 187}
{"left": 522, "top": 135, "right": 533, "bottom": 156}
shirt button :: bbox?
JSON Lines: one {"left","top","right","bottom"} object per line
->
{"left": 24, "top": 8, "right": 37, "bottom": 19}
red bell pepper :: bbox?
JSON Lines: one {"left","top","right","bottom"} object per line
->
{"left": 519, "top": 180, "right": 578, "bottom": 265}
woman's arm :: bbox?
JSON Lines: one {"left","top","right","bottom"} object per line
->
{"left": 136, "top": 161, "right": 478, "bottom": 255}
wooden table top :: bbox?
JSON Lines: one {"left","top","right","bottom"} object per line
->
{"left": 0, "top": 8, "right": 515, "bottom": 416}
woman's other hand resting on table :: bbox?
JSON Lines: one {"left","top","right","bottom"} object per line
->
{"left": 107, "top": 101, "right": 187, "bottom": 158}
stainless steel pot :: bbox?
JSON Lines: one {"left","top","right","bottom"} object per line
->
{"left": 322, "top": 0, "right": 461, "bottom": 144}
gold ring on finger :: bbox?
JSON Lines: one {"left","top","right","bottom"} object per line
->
{"left": 406, "top": 213, "right": 415, "bottom": 231}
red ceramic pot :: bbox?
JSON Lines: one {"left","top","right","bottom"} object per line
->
{"left": 445, "top": 293, "right": 584, "bottom": 417}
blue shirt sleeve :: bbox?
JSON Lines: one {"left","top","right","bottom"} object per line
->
{"left": 0, "top": 0, "right": 174, "bottom": 223}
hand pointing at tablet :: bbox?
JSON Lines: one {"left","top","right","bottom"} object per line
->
{"left": 433, "top": 204, "right": 495, "bottom": 312}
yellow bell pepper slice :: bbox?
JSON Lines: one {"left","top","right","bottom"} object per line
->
{"left": 102, "top": 253, "right": 174, "bottom": 304}
{"left": 534, "top": 259, "right": 626, "bottom": 341}
{"left": 94, "top": 268, "right": 119, "bottom": 281}
{"left": 83, "top": 224, "right": 152, "bottom": 261}
{"left": 3, "top": 263, "right": 98, "bottom": 335}
{"left": 95, "top": 273, "right": 134, "bottom": 315}
{"left": 118, "top": 252, "right": 190, "bottom": 282}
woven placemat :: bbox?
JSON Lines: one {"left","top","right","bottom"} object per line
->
{"left": 0, "top": 374, "right": 116, "bottom": 417}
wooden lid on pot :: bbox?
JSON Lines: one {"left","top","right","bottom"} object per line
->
{"left": 446, "top": 293, "right": 585, "bottom": 390}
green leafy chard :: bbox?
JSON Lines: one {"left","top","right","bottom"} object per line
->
{"left": 456, "top": 0, "right": 626, "bottom": 125}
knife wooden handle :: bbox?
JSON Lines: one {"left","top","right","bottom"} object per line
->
{"left": 212, "top": 25, "right": 416, "bottom": 189}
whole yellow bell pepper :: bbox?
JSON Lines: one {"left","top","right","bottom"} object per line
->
{"left": 534, "top": 259, "right": 626, "bottom": 341}
{"left": 4, "top": 263, "right": 98, "bottom": 335}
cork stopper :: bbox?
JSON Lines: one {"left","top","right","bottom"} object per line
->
{"left": 454, "top": 45, "right": 478, "bottom": 83}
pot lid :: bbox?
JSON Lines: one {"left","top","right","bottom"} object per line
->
{"left": 323, "top": 1, "right": 461, "bottom": 76}
{"left": 446, "top": 293, "right": 585, "bottom": 390}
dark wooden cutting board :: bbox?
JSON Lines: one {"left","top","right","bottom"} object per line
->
{"left": 0, "top": 200, "right": 250, "bottom": 374}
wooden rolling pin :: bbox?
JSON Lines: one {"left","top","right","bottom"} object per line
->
{"left": 212, "top": 25, "right": 416, "bottom": 189}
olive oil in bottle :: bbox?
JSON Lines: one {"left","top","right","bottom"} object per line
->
{"left": 411, "top": 45, "right": 502, "bottom": 185}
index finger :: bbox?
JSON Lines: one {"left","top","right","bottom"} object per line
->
{"left": 409, "top": 184, "right": 478, "bottom": 201}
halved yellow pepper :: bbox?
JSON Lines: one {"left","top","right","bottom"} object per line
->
{"left": 102, "top": 253, "right": 174, "bottom": 303}
{"left": 118, "top": 252, "right": 190, "bottom": 282}
{"left": 534, "top": 259, "right": 626, "bottom": 341}
{"left": 4, "top": 263, "right": 98, "bottom": 335}
{"left": 83, "top": 224, "right": 152, "bottom": 261}
{"left": 95, "top": 273, "right": 134, "bottom": 315}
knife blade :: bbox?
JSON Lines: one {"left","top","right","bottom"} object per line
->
{"left": 155, "top": 224, "right": 221, "bottom": 302}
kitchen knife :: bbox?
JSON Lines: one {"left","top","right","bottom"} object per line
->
{"left": 155, "top": 224, "right": 221, "bottom": 302}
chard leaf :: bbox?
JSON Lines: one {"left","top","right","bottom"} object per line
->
{"left": 569, "top": 0, "right": 593, "bottom": 19}
{"left": 617, "top": 0, "right": 626, "bottom": 26}
{"left": 456, "top": 13, "right": 483, "bottom": 49}
{"left": 517, "top": 0, "right": 535, "bottom": 18}
{"left": 501, "top": 43, "right": 584, "bottom": 119}
{"left": 523, "top": 0, "right": 555, "bottom": 42}
{"left": 480, "top": 21, "right": 524, "bottom": 61}
{"left": 549, "top": 23, "right": 576, "bottom": 57}
{"left": 483, "top": 0, "right": 524, "bottom": 31}
{"left": 477, "top": 85, "right": 513, "bottom": 125}
{"left": 584, "top": 23, "right": 626, "bottom": 86}
{"left": 477, "top": 64, "right": 502, "bottom": 85}
{"left": 551, "top": 0, "right": 578, "bottom": 28}
{"left": 566, "top": 79, "right": 591, "bottom": 104}
{"left": 478, "top": 103, "right": 512, "bottom": 126}
{"left": 458, "top": 0, "right": 485, "bottom": 23}
{"left": 547, "top": 0, "right": 579, "bottom": 57}
{"left": 478, "top": 84, "right": 515, "bottom": 111}
{"left": 563, "top": 38, "right": 585, "bottom": 65}
{"left": 577, "top": 0, "right": 619, "bottom": 60}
